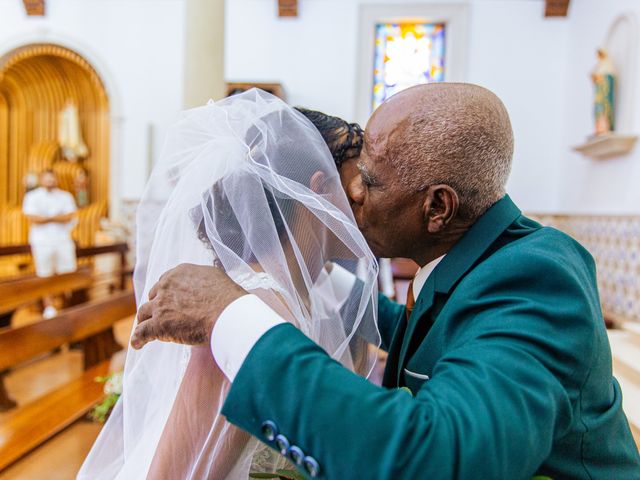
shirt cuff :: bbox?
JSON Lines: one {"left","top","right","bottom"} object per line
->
{"left": 210, "top": 294, "right": 285, "bottom": 381}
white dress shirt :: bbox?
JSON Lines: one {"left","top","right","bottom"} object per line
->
{"left": 411, "top": 255, "right": 445, "bottom": 301}
{"left": 22, "top": 187, "right": 77, "bottom": 245}
{"left": 211, "top": 256, "right": 444, "bottom": 381}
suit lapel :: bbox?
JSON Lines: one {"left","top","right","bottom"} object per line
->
{"left": 393, "top": 195, "right": 522, "bottom": 385}
{"left": 395, "top": 276, "right": 436, "bottom": 385}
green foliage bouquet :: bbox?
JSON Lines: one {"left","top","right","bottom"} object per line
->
{"left": 90, "top": 371, "right": 123, "bottom": 423}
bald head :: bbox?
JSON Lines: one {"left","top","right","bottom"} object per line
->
{"left": 370, "top": 83, "right": 514, "bottom": 219}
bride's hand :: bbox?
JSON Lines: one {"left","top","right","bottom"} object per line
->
{"left": 131, "top": 263, "right": 246, "bottom": 349}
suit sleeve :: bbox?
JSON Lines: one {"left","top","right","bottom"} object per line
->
{"left": 221, "top": 252, "right": 593, "bottom": 479}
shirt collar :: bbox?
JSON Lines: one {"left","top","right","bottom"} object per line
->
{"left": 413, "top": 255, "right": 445, "bottom": 299}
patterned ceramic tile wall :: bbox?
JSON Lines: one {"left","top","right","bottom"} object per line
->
{"left": 531, "top": 214, "right": 640, "bottom": 324}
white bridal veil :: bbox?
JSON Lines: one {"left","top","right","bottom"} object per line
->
{"left": 78, "top": 89, "right": 380, "bottom": 479}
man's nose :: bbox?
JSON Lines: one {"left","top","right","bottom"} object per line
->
{"left": 347, "top": 175, "right": 365, "bottom": 206}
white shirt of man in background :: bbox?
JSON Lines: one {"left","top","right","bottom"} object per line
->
{"left": 22, "top": 170, "right": 78, "bottom": 318}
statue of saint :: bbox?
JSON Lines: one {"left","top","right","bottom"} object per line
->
{"left": 59, "top": 100, "right": 89, "bottom": 161}
{"left": 591, "top": 49, "right": 616, "bottom": 136}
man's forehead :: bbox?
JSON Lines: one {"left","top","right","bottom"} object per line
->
{"left": 364, "top": 114, "right": 406, "bottom": 162}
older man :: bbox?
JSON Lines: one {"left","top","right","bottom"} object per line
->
{"left": 132, "top": 84, "right": 640, "bottom": 479}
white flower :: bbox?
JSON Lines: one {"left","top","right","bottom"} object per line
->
{"left": 104, "top": 372, "right": 124, "bottom": 395}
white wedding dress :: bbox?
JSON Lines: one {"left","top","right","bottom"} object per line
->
{"left": 78, "top": 89, "right": 380, "bottom": 479}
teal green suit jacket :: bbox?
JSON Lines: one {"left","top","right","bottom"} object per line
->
{"left": 222, "top": 195, "right": 640, "bottom": 479}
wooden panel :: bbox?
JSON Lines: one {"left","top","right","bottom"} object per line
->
{"left": 0, "top": 96, "right": 7, "bottom": 214}
{"left": 0, "top": 360, "right": 109, "bottom": 471}
{"left": 278, "top": 0, "right": 297, "bottom": 17}
{"left": 545, "top": 0, "right": 570, "bottom": 17}
{"left": 22, "top": 0, "right": 45, "bottom": 16}
{"left": 0, "top": 242, "right": 128, "bottom": 281}
{"left": 72, "top": 201, "right": 108, "bottom": 248}
{"left": 0, "top": 291, "right": 135, "bottom": 371}
{"left": 0, "top": 268, "right": 93, "bottom": 314}
{"left": 391, "top": 258, "right": 419, "bottom": 280}
{"left": 0, "top": 242, "right": 128, "bottom": 258}
{"left": 227, "top": 82, "right": 285, "bottom": 100}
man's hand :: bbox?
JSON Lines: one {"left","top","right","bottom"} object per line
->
{"left": 130, "top": 263, "right": 246, "bottom": 350}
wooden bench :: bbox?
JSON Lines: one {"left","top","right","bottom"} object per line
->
{"left": 0, "top": 290, "right": 136, "bottom": 468}
{"left": 0, "top": 242, "right": 130, "bottom": 290}
{"left": 0, "top": 268, "right": 94, "bottom": 321}
{"left": 0, "top": 242, "right": 132, "bottom": 329}
{"left": 0, "top": 360, "right": 110, "bottom": 471}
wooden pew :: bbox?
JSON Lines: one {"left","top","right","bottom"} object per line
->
{"left": 0, "top": 268, "right": 94, "bottom": 319}
{"left": 0, "top": 291, "right": 136, "bottom": 470}
{"left": 0, "top": 242, "right": 131, "bottom": 328}
{"left": 0, "top": 361, "right": 110, "bottom": 472}
{"left": 0, "top": 242, "right": 130, "bottom": 290}
{"left": 0, "top": 291, "right": 135, "bottom": 372}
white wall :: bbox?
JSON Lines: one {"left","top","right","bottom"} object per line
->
{"left": 559, "top": 0, "right": 640, "bottom": 214}
{"left": 225, "top": 0, "right": 570, "bottom": 212}
{"left": 0, "top": 0, "right": 186, "bottom": 210}
{"left": 466, "top": 1, "right": 568, "bottom": 213}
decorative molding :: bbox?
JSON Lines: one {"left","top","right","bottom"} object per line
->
{"left": 22, "top": 0, "right": 45, "bottom": 16}
{"left": 278, "top": 0, "right": 297, "bottom": 17}
{"left": 572, "top": 134, "right": 638, "bottom": 160}
{"left": 544, "top": 0, "right": 570, "bottom": 17}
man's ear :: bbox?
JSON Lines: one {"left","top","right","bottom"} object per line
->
{"left": 422, "top": 185, "right": 459, "bottom": 234}
{"left": 310, "top": 171, "right": 327, "bottom": 194}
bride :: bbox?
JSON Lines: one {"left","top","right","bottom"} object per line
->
{"left": 78, "top": 89, "right": 380, "bottom": 479}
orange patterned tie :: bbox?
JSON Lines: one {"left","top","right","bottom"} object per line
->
{"left": 405, "top": 280, "right": 415, "bottom": 320}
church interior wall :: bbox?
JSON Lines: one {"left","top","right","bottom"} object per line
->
{"left": 2, "top": 0, "right": 638, "bottom": 215}
{"left": 225, "top": 0, "right": 570, "bottom": 213}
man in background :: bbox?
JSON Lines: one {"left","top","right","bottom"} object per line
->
{"left": 22, "top": 169, "right": 78, "bottom": 319}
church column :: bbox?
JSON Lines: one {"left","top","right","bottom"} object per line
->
{"left": 183, "top": 0, "right": 225, "bottom": 108}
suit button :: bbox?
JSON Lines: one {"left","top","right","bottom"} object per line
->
{"left": 288, "top": 445, "right": 304, "bottom": 465}
{"left": 261, "top": 420, "right": 278, "bottom": 442}
{"left": 303, "top": 456, "right": 320, "bottom": 477}
{"left": 275, "top": 434, "right": 290, "bottom": 455}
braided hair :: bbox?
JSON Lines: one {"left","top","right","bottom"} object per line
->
{"left": 294, "top": 107, "right": 364, "bottom": 168}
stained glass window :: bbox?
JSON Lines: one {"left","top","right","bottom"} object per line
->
{"left": 372, "top": 23, "right": 446, "bottom": 111}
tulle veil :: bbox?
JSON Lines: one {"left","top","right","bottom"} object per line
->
{"left": 78, "top": 89, "right": 380, "bottom": 479}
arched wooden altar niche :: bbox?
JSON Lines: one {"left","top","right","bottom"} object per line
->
{"left": 0, "top": 43, "right": 110, "bottom": 259}
{"left": 0, "top": 43, "right": 110, "bottom": 211}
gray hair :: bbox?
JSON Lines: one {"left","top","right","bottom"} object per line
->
{"left": 391, "top": 83, "right": 514, "bottom": 220}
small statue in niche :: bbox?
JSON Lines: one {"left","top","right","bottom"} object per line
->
{"left": 59, "top": 100, "right": 89, "bottom": 162}
{"left": 74, "top": 168, "right": 90, "bottom": 207}
{"left": 591, "top": 48, "right": 617, "bottom": 136}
